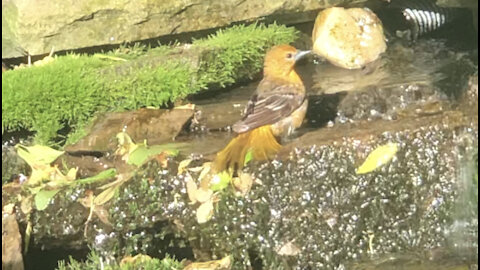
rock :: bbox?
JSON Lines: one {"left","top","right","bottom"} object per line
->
{"left": 2, "top": 210, "right": 24, "bottom": 270}
{"left": 2, "top": 0, "right": 367, "bottom": 59}
{"left": 65, "top": 108, "right": 194, "bottom": 154}
{"left": 312, "top": 7, "right": 386, "bottom": 69}
{"left": 2, "top": 145, "right": 29, "bottom": 185}
{"left": 310, "top": 39, "right": 477, "bottom": 124}
{"left": 7, "top": 88, "right": 477, "bottom": 268}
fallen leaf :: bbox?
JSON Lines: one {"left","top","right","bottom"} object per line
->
{"left": 183, "top": 255, "right": 232, "bottom": 270}
{"left": 23, "top": 215, "right": 32, "bottom": 254}
{"left": 94, "top": 185, "right": 119, "bottom": 206}
{"left": 276, "top": 240, "right": 301, "bottom": 256}
{"left": 196, "top": 199, "right": 214, "bottom": 224}
{"left": 34, "top": 189, "right": 61, "bottom": 211}
{"left": 198, "top": 162, "right": 212, "bottom": 182}
{"left": 210, "top": 171, "right": 232, "bottom": 191}
{"left": 186, "top": 174, "right": 198, "bottom": 203}
{"left": 15, "top": 144, "right": 64, "bottom": 167}
{"left": 178, "top": 159, "right": 193, "bottom": 175}
{"left": 194, "top": 188, "right": 213, "bottom": 203}
{"left": 66, "top": 168, "right": 78, "bottom": 181}
{"left": 232, "top": 172, "right": 253, "bottom": 197}
{"left": 356, "top": 143, "right": 399, "bottom": 174}
{"left": 244, "top": 149, "right": 253, "bottom": 166}
{"left": 75, "top": 168, "right": 117, "bottom": 185}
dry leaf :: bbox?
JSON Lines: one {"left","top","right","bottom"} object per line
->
{"left": 232, "top": 172, "right": 253, "bottom": 197}
{"left": 178, "top": 159, "right": 193, "bottom": 175}
{"left": 94, "top": 185, "right": 118, "bottom": 206}
{"left": 194, "top": 188, "right": 213, "bottom": 203}
{"left": 155, "top": 152, "right": 169, "bottom": 168}
{"left": 196, "top": 199, "right": 214, "bottom": 224}
{"left": 186, "top": 174, "right": 198, "bottom": 203}
{"left": 276, "top": 240, "right": 301, "bottom": 256}
{"left": 198, "top": 162, "right": 212, "bottom": 182}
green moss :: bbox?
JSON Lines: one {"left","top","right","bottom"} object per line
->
{"left": 2, "top": 23, "right": 298, "bottom": 145}
{"left": 56, "top": 250, "right": 183, "bottom": 270}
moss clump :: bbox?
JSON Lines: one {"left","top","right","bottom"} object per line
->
{"left": 56, "top": 250, "right": 183, "bottom": 270}
{"left": 2, "top": 23, "right": 298, "bottom": 145}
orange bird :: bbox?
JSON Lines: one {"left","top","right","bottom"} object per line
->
{"left": 213, "top": 45, "right": 310, "bottom": 173}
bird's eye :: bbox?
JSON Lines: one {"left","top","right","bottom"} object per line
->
{"left": 286, "top": 53, "right": 293, "bottom": 59}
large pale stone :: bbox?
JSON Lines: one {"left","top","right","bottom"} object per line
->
{"left": 2, "top": 0, "right": 366, "bottom": 59}
{"left": 312, "top": 7, "right": 387, "bottom": 69}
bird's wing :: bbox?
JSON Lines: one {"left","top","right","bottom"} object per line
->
{"left": 232, "top": 83, "right": 305, "bottom": 133}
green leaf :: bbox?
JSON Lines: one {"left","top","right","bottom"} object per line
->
{"left": 356, "top": 143, "right": 399, "bottom": 175}
{"left": 210, "top": 171, "right": 232, "bottom": 191}
{"left": 76, "top": 168, "right": 117, "bottom": 185}
{"left": 15, "top": 144, "right": 64, "bottom": 167}
{"left": 128, "top": 144, "right": 182, "bottom": 167}
{"left": 94, "top": 185, "right": 119, "bottom": 206}
{"left": 34, "top": 189, "right": 61, "bottom": 211}
{"left": 244, "top": 149, "right": 253, "bottom": 166}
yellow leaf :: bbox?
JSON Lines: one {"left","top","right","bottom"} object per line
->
{"left": 15, "top": 144, "right": 64, "bottom": 167}
{"left": 177, "top": 159, "right": 192, "bottom": 175}
{"left": 94, "top": 185, "right": 118, "bottom": 206}
{"left": 356, "top": 143, "right": 399, "bottom": 174}
{"left": 66, "top": 168, "right": 78, "bottom": 181}
{"left": 183, "top": 255, "right": 232, "bottom": 270}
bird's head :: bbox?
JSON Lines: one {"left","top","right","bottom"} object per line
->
{"left": 263, "top": 45, "right": 310, "bottom": 82}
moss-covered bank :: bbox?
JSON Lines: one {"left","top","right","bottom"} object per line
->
{"left": 2, "top": 23, "right": 298, "bottom": 145}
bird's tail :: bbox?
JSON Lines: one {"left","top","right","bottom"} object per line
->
{"left": 213, "top": 125, "right": 282, "bottom": 173}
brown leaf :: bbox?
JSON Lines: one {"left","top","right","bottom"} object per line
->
{"left": 155, "top": 152, "right": 169, "bottom": 168}
{"left": 78, "top": 190, "right": 94, "bottom": 208}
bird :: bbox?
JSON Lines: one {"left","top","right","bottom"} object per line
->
{"left": 213, "top": 44, "right": 310, "bottom": 173}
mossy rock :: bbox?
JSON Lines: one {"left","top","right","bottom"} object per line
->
{"left": 2, "top": 23, "right": 298, "bottom": 146}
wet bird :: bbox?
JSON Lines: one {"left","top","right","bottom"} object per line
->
{"left": 213, "top": 45, "right": 310, "bottom": 173}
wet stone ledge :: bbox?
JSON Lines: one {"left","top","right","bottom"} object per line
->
{"left": 5, "top": 96, "right": 476, "bottom": 269}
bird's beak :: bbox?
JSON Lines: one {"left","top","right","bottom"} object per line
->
{"left": 294, "top": 50, "right": 311, "bottom": 62}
